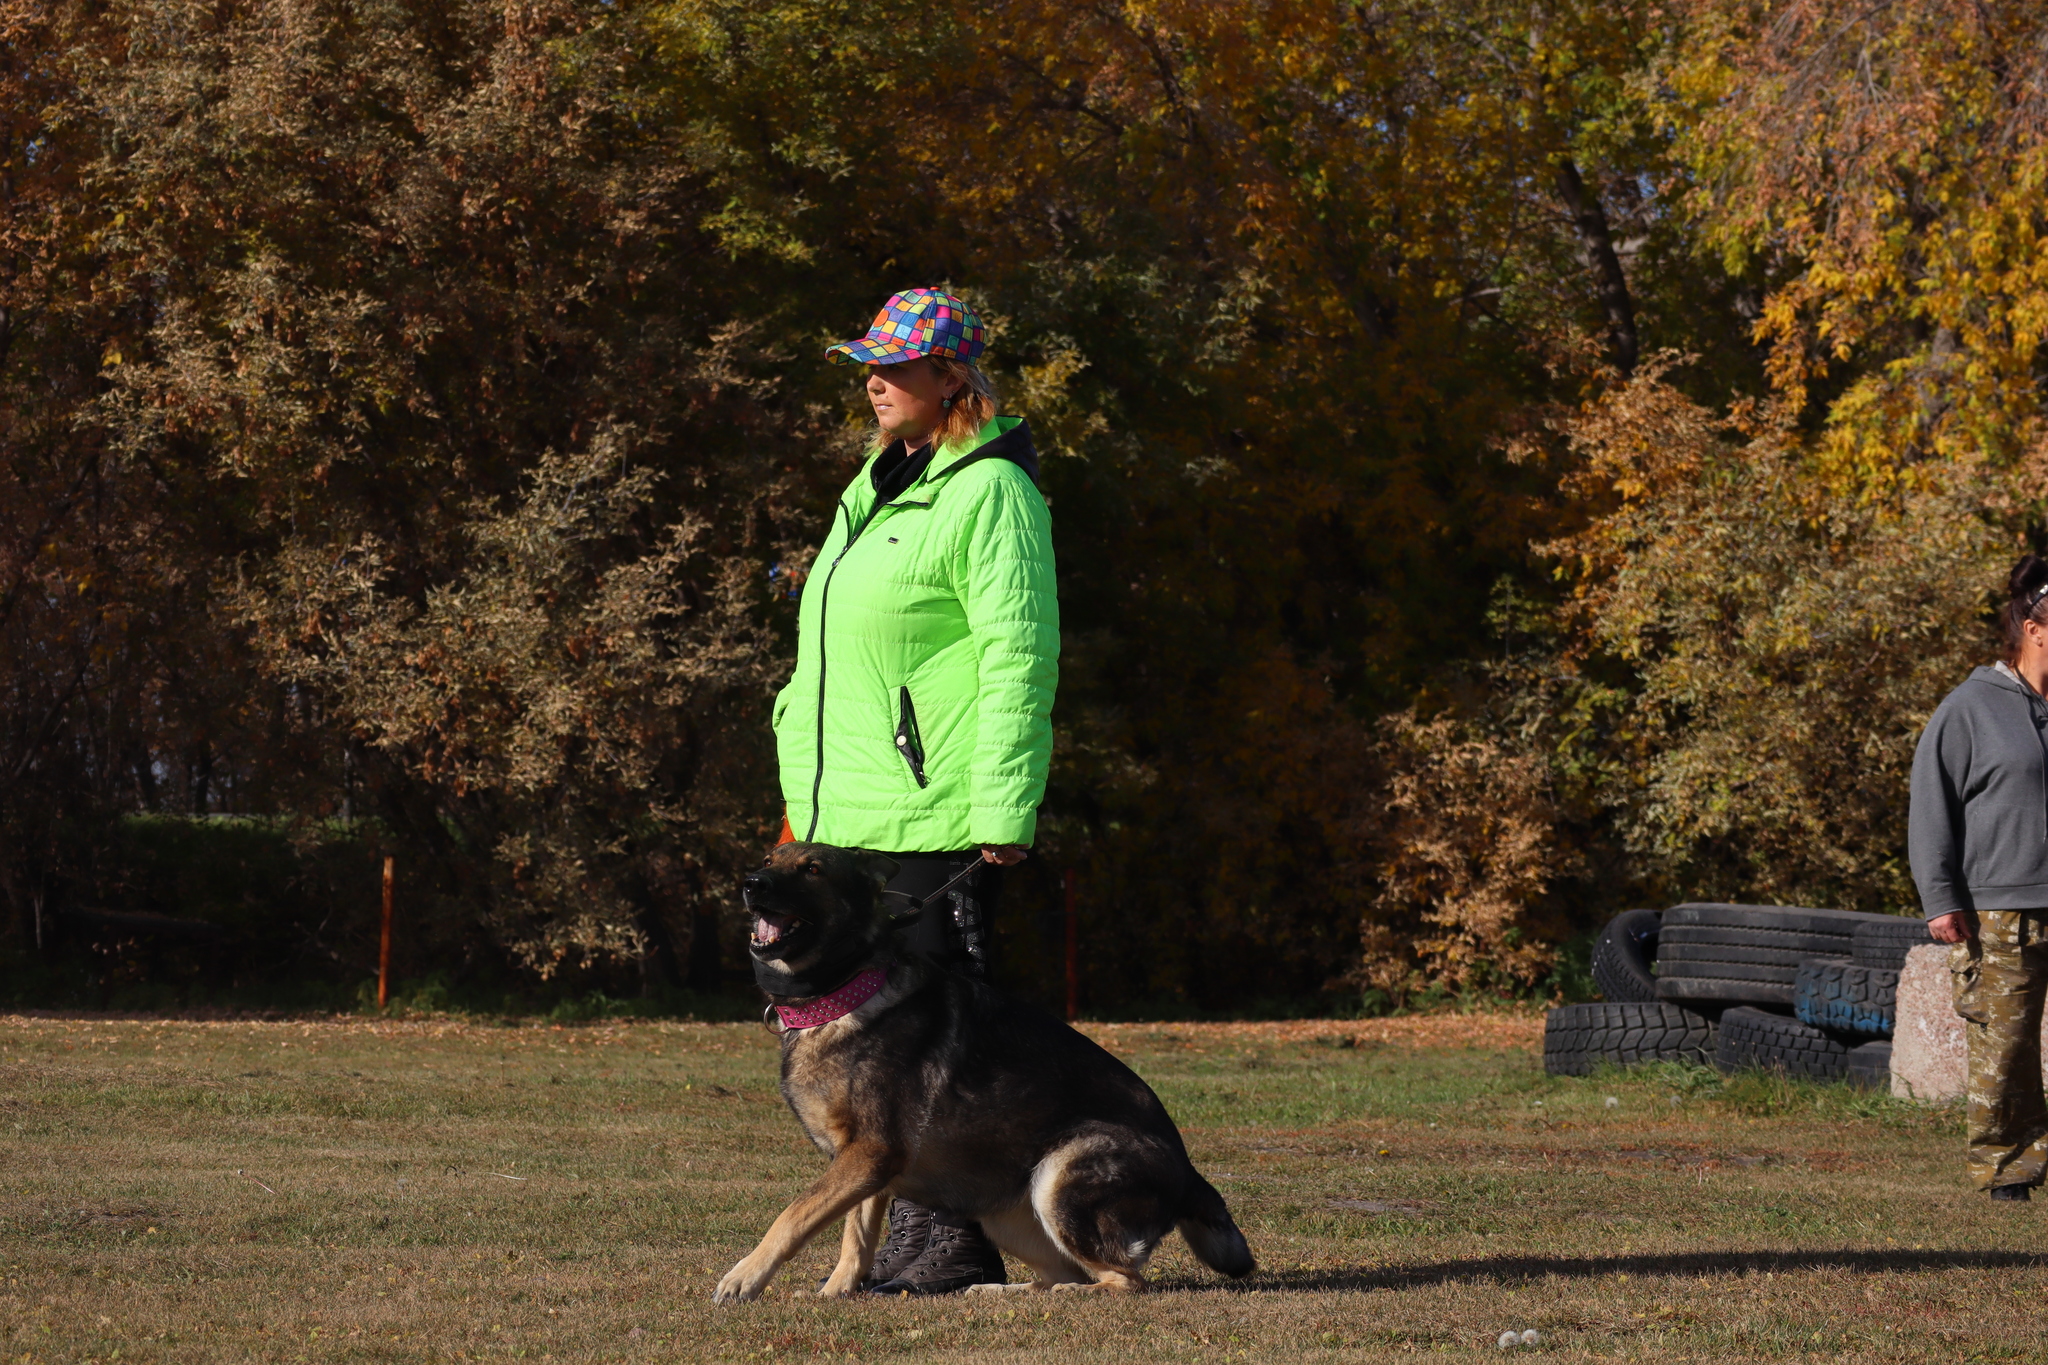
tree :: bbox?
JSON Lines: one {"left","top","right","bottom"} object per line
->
{"left": 20, "top": 0, "right": 2005, "bottom": 1010}
{"left": 647, "top": 0, "right": 1743, "bottom": 1007}
{"left": 1538, "top": 361, "right": 2021, "bottom": 912}
{"left": 1, "top": 0, "right": 827, "bottom": 985}
{"left": 1667, "top": 0, "right": 2048, "bottom": 482}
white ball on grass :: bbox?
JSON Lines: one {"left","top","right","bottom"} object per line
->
{"left": 1498, "top": 1330, "right": 1520, "bottom": 1349}
{"left": 1521, "top": 1329, "right": 1542, "bottom": 1345}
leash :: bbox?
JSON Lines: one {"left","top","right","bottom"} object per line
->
{"left": 878, "top": 857, "right": 985, "bottom": 913}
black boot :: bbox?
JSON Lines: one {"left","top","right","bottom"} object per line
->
{"left": 1990, "top": 1182, "right": 2032, "bottom": 1202}
{"left": 862, "top": 1200, "right": 933, "bottom": 1288}
{"left": 867, "top": 1212, "right": 1007, "bottom": 1295}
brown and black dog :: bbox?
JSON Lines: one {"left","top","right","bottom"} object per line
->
{"left": 712, "top": 842, "right": 1254, "bottom": 1303}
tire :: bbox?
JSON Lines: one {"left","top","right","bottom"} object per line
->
{"left": 1654, "top": 903, "right": 1889, "bottom": 1007}
{"left": 1544, "top": 1002, "right": 1718, "bottom": 1076}
{"left": 1659, "top": 930, "right": 1860, "bottom": 958}
{"left": 1659, "top": 942, "right": 1818, "bottom": 969}
{"left": 1847, "top": 1039, "right": 1892, "bottom": 1090}
{"left": 1852, "top": 917, "right": 1933, "bottom": 971}
{"left": 1664, "top": 902, "right": 1892, "bottom": 937}
{"left": 1659, "top": 976, "right": 1804, "bottom": 1007}
{"left": 1792, "top": 958, "right": 1898, "bottom": 1037}
{"left": 1591, "top": 909, "right": 1662, "bottom": 1003}
{"left": 1714, "top": 1005, "right": 1852, "bottom": 1080}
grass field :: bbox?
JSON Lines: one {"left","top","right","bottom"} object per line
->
{"left": 2, "top": 1009, "right": 2043, "bottom": 1363}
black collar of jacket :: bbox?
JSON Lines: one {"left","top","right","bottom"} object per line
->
{"left": 870, "top": 440, "right": 936, "bottom": 503}
{"left": 935, "top": 416, "right": 1040, "bottom": 484}
{"left": 871, "top": 417, "right": 1041, "bottom": 495}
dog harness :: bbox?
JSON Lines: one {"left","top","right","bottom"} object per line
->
{"left": 775, "top": 967, "right": 889, "bottom": 1030}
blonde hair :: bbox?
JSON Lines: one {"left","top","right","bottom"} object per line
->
{"left": 866, "top": 357, "right": 999, "bottom": 455}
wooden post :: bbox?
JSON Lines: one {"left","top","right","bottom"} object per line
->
{"left": 1063, "top": 868, "right": 1078, "bottom": 1022}
{"left": 378, "top": 856, "right": 395, "bottom": 1010}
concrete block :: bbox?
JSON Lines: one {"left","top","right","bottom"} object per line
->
{"left": 1889, "top": 941, "right": 2048, "bottom": 1101}
{"left": 1891, "top": 944, "right": 1965, "bottom": 1101}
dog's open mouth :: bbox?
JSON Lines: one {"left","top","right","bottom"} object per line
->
{"left": 751, "top": 911, "right": 802, "bottom": 950}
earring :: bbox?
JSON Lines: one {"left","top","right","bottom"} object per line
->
{"left": 942, "top": 396, "right": 953, "bottom": 409}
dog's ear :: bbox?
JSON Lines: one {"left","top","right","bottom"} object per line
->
{"left": 853, "top": 850, "right": 900, "bottom": 891}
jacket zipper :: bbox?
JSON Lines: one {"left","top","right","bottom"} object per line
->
{"left": 2034, "top": 689, "right": 2048, "bottom": 842}
{"left": 2012, "top": 664, "right": 2048, "bottom": 841}
{"left": 895, "top": 686, "right": 928, "bottom": 788}
{"left": 805, "top": 494, "right": 906, "bottom": 839}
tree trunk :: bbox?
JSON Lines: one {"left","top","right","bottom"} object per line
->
{"left": 1555, "top": 156, "right": 1639, "bottom": 373}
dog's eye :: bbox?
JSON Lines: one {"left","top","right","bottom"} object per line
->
{"left": 805, "top": 862, "right": 822, "bottom": 877}
{"left": 761, "top": 856, "right": 772, "bottom": 867}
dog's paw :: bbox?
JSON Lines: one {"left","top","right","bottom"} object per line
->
{"left": 712, "top": 1261, "right": 765, "bottom": 1304}
{"left": 1050, "top": 1274, "right": 1142, "bottom": 1294}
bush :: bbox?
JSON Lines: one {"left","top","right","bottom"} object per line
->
{"left": 1537, "top": 364, "right": 2021, "bottom": 911}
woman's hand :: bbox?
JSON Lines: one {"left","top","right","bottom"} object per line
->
{"left": 1928, "top": 910, "right": 1977, "bottom": 944}
{"left": 980, "top": 844, "right": 1028, "bottom": 866}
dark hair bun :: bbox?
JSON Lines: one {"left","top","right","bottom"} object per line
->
{"left": 2011, "top": 553, "right": 2048, "bottom": 602}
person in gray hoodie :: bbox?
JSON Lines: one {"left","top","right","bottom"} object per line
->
{"left": 1910, "top": 552, "right": 2048, "bottom": 1200}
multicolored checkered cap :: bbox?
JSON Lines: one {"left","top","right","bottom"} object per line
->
{"left": 826, "top": 288, "right": 987, "bottom": 367}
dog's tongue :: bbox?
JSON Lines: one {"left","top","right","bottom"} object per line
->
{"left": 752, "top": 913, "right": 790, "bottom": 946}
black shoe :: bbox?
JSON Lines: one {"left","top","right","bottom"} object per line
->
{"left": 1990, "top": 1183, "right": 2032, "bottom": 1202}
{"left": 861, "top": 1200, "right": 933, "bottom": 1289}
{"left": 867, "top": 1216, "right": 1007, "bottom": 1296}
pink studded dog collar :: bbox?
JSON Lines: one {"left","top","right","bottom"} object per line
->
{"left": 775, "top": 968, "right": 888, "bottom": 1030}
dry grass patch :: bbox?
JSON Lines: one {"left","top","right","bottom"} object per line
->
{"left": 0, "top": 1012, "right": 2040, "bottom": 1362}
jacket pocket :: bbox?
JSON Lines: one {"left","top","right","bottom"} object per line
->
{"left": 894, "top": 686, "right": 928, "bottom": 789}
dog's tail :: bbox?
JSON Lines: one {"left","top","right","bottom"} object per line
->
{"left": 1176, "top": 1172, "right": 1255, "bottom": 1278}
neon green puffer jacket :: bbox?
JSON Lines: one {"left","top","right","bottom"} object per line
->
{"left": 773, "top": 415, "right": 1059, "bottom": 851}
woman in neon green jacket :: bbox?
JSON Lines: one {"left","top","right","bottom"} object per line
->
{"left": 770, "top": 287, "right": 1059, "bottom": 1295}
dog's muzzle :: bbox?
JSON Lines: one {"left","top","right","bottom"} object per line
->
{"left": 742, "top": 878, "right": 804, "bottom": 950}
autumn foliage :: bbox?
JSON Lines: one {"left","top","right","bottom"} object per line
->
{"left": 1, "top": 0, "right": 2042, "bottom": 1011}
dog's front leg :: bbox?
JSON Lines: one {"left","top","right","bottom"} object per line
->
{"left": 818, "top": 1191, "right": 890, "bottom": 1297}
{"left": 713, "top": 1143, "right": 896, "bottom": 1303}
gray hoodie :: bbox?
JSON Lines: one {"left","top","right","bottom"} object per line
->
{"left": 1909, "top": 664, "right": 2048, "bottom": 920}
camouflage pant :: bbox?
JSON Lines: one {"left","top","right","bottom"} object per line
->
{"left": 1950, "top": 910, "right": 2048, "bottom": 1190}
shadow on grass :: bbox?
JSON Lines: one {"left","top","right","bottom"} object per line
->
{"left": 1221, "top": 1247, "right": 2048, "bottom": 1292}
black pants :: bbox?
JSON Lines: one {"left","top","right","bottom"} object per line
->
{"left": 881, "top": 854, "right": 1000, "bottom": 979}
{"left": 879, "top": 854, "right": 1001, "bottom": 1246}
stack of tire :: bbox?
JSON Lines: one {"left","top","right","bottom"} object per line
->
{"left": 1544, "top": 903, "right": 1931, "bottom": 1086}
